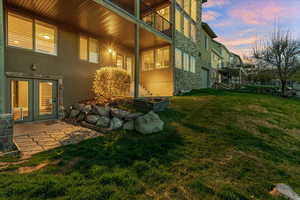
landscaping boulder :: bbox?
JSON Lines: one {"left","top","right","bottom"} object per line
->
{"left": 110, "top": 117, "right": 123, "bottom": 130}
{"left": 93, "top": 105, "right": 110, "bottom": 117}
{"left": 270, "top": 184, "right": 300, "bottom": 200}
{"left": 70, "top": 109, "right": 80, "bottom": 118}
{"left": 123, "top": 120, "right": 135, "bottom": 131}
{"left": 111, "top": 108, "right": 131, "bottom": 119}
{"left": 77, "top": 113, "right": 86, "bottom": 121}
{"left": 96, "top": 116, "right": 110, "bottom": 128}
{"left": 135, "top": 111, "right": 164, "bottom": 134}
{"left": 73, "top": 103, "right": 85, "bottom": 111}
{"left": 82, "top": 105, "right": 92, "bottom": 113}
{"left": 86, "top": 115, "right": 101, "bottom": 124}
{"left": 124, "top": 112, "right": 144, "bottom": 120}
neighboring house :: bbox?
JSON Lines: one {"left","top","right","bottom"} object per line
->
{"left": 211, "top": 40, "right": 245, "bottom": 85}
{"left": 0, "top": 0, "right": 211, "bottom": 125}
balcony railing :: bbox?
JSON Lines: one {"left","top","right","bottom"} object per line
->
{"left": 141, "top": 1, "right": 172, "bottom": 38}
{"left": 107, "top": 0, "right": 172, "bottom": 38}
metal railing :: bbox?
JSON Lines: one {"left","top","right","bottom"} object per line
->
{"left": 141, "top": 1, "right": 172, "bottom": 38}
{"left": 107, "top": 0, "right": 172, "bottom": 38}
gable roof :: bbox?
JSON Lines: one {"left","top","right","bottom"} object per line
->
{"left": 201, "top": 22, "right": 217, "bottom": 39}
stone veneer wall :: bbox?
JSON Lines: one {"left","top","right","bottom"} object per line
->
{"left": 173, "top": 1, "right": 205, "bottom": 94}
{"left": 0, "top": 114, "right": 14, "bottom": 152}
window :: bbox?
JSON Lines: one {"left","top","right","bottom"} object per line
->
{"left": 176, "top": 0, "right": 183, "bottom": 7}
{"left": 190, "top": 56, "right": 196, "bottom": 73}
{"left": 205, "top": 36, "right": 209, "bottom": 50}
{"left": 35, "top": 21, "right": 57, "bottom": 55}
{"left": 183, "top": 0, "right": 190, "bottom": 15}
{"left": 142, "top": 50, "right": 155, "bottom": 71}
{"left": 142, "top": 46, "right": 170, "bottom": 71}
{"left": 126, "top": 57, "right": 133, "bottom": 76}
{"left": 80, "top": 36, "right": 100, "bottom": 63}
{"left": 184, "top": 17, "right": 190, "bottom": 38}
{"left": 156, "top": 46, "right": 170, "bottom": 69}
{"left": 175, "top": 9, "right": 182, "bottom": 32}
{"left": 117, "top": 55, "right": 124, "bottom": 69}
{"left": 191, "top": 23, "right": 196, "bottom": 42}
{"left": 8, "top": 13, "right": 33, "bottom": 49}
{"left": 191, "top": 0, "right": 197, "bottom": 21}
{"left": 7, "top": 12, "right": 58, "bottom": 55}
{"left": 79, "top": 36, "right": 88, "bottom": 60}
{"left": 183, "top": 52, "right": 189, "bottom": 71}
{"left": 157, "top": 6, "right": 170, "bottom": 21}
{"left": 89, "top": 38, "right": 99, "bottom": 63}
{"left": 175, "top": 48, "right": 182, "bottom": 69}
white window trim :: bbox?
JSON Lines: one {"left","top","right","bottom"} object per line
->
{"left": 79, "top": 36, "right": 100, "bottom": 64}
{"left": 7, "top": 11, "right": 58, "bottom": 56}
{"left": 35, "top": 20, "right": 58, "bottom": 56}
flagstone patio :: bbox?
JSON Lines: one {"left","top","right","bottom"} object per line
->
{"left": 14, "top": 120, "right": 103, "bottom": 158}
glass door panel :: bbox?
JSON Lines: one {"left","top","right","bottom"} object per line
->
{"left": 11, "top": 80, "right": 31, "bottom": 121}
{"left": 39, "top": 81, "right": 53, "bottom": 115}
{"left": 36, "top": 80, "right": 57, "bottom": 120}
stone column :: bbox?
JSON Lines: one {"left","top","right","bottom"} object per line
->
{"left": 134, "top": 0, "right": 140, "bottom": 98}
{"left": 0, "top": 114, "right": 14, "bottom": 152}
{"left": 0, "top": 1, "right": 14, "bottom": 153}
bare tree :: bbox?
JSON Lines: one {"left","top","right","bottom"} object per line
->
{"left": 253, "top": 28, "right": 300, "bottom": 96}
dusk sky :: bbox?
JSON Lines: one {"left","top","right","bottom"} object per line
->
{"left": 202, "top": 0, "right": 300, "bottom": 58}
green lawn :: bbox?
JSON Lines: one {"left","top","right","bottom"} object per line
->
{"left": 1, "top": 89, "right": 300, "bottom": 200}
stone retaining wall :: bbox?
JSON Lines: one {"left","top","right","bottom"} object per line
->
{"left": 0, "top": 114, "right": 14, "bottom": 152}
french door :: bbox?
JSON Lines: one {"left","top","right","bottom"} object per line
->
{"left": 10, "top": 78, "right": 58, "bottom": 122}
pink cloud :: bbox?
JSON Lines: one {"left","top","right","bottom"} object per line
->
{"left": 202, "top": 11, "right": 220, "bottom": 22}
{"left": 230, "top": 0, "right": 297, "bottom": 25}
{"left": 203, "top": 0, "right": 230, "bottom": 8}
{"left": 216, "top": 36, "right": 258, "bottom": 47}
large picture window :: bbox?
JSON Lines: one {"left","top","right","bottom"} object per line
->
{"left": 175, "top": 48, "right": 182, "bottom": 69}
{"left": 190, "top": 56, "right": 196, "bottom": 73}
{"left": 191, "top": 23, "right": 196, "bottom": 42}
{"left": 191, "top": 0, "right": 197, "bottom": 21}
{"left": 142, "top": 46, "right": 170, "bottom": 71}
{"left": 89, "top": 38, "right": 99, "bottom": 64}
{"left": 176, "top": 9, "right": 182, "bottom": 32}
{"left": 7, "top": 13, "right": 33, "bottom": 50}
{"left": 80, "top": 36, "right": 100, "bottom": 64}
{"left": 8, "top": 12, "right": 57, "bottom": 55}
{"left": 142, "top": 50, "right": 155, "bottom": 71}
{"left": 184, "top": 17, "right": 190, "bottom": 38}
{"left": 183, "top": 52, "right": 189, "bottom": 71}
{"left": 183, "top": 0, "right": 191, "bottom": 15}
{"left": 35, "top": 21, "right": 57, "bottom": 55}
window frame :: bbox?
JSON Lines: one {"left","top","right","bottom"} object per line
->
{"left": 183, "top": 52, "right": 190, "bottom": 71}
{"left": 34, "top": 20, "right": 58, "bottom": 56}
{"left": 79, "top": 35, "right": 89, "bottom": 61}
{"left": 79, "top": 36, "right": 100, "bottom": 64}
{"left": 7, "top": 11, "right": 58, "bottom": 56}
{"left": 190, "top": 56, "right": 196, "bottom": 73}
{"left": 175, "top": 48, "right": 183, "bottom": 69}
{"left": 175, "top": 9, "right": 182, "bottom": 32}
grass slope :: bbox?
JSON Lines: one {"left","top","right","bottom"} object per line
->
{"left": 1, "top": 89, "right": 300, "bottom": 200}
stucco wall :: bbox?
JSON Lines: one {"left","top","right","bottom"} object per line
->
{"left": 5, "top": 15, "right": 134, "bottom": 110}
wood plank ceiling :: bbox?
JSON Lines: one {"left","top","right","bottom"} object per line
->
{"left": 5, "top": 0, "right": 169, "bottom": 49}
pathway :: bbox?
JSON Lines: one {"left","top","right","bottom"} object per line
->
{"left": 14, "top": 120, "right": 103, "bottom": 157}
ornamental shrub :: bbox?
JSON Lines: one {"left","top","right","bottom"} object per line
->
{"left": 93, "top": 67, "right": 131, "bottom": 102}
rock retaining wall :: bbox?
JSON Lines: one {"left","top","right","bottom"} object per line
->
{"left": 0, "top": 114, "right": 14, "bottom": 152}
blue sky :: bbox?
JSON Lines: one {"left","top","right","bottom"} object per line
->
{"left": 202, "top": 0, "right": 300, "bottom": 58}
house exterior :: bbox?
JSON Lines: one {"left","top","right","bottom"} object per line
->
{"left": 0, "top": 0, "right": 218, "bottom": 150}
{"left": 211, "top": 40, "right": 245, "bottom": 85}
